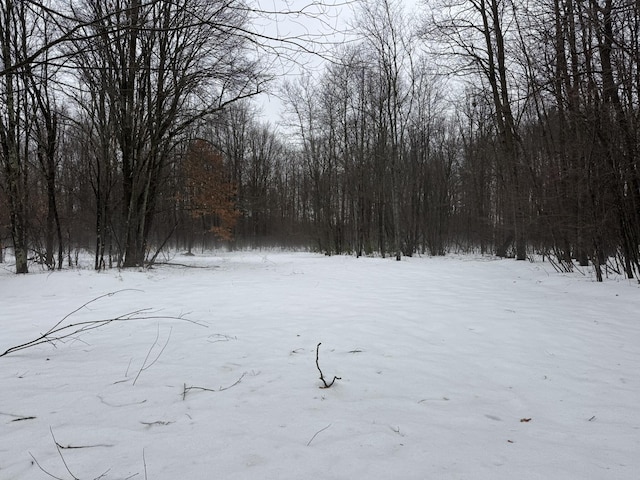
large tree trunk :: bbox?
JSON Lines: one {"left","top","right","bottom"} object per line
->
{"left": 478, "top": 0, "right": 527, "bottom": 260}
{"left": 1, "top": 0, "right": 28, "bottom": 274}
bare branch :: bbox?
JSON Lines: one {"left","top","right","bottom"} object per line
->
{"left": 182, "top": 372, "right": 247, "bottom": 399}
{"left": 306, "top": 423, "right": 332, "bottom": 446}
{"left": 0, "top": 291, "right": 203, "bottom": 358}
{"left": 315, "top": 343, "right": 341, "bottom": 388}
{"left": 29, "top": 452, "right": 66, "bottom": 480}
{"left": 29, "top": 429, "right": 113, "bottom": 480}
{"left": 132, "top": 326, "right": 173, "bottom": 386}
{"left": 50, "top": 428, "right": 79, "bottom": 480}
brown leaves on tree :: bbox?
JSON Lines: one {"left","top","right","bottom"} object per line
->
{"left": 181, "top": 139, "right": 239, "bottom": 241}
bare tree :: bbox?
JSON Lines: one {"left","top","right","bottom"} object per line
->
{"left": 426, "top": 0, "right": 529, "bottom": 259}
{"left": 69, "top": 0, "right": 263, "bottom": 267}
{"left": 0, "top": 0, "right": 40, "bottom": 273}
{"left": 356, "top": 0, "right": 415, "bottom": 260}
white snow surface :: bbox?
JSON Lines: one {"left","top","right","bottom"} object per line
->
{"left": 1, "top": 252, "right": 639, "bottom": 479}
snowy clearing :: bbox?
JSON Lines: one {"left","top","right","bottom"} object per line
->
{"left": 1, "top": 252, "right": 639, "bottom": 479}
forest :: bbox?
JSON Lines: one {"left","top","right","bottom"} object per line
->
{"left": 0, "top": 0, "right": 639, "bottom": 282}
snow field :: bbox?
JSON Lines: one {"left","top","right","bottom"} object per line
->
{"left": 1, "top": 252, "right": 639, "bottom": 479}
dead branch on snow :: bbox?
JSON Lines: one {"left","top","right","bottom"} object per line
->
{"left": 182, "top": 372, "right": 247, "bottom": 400}
{"left": 0, "top": 290, "right": 204, "bottom": 358}
{"left": 315, "top": 343, "right": 341, "bottom": 388}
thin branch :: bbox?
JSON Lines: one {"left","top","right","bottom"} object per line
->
{"left": 55, "top": 442, "right": 114, "bottom": 450}
{"left": 218, "top": 372, "right": 247, "bottom": 391}
{"left": 0, "top": 292, "right": 204, "bottom": 358}
{"left": 97, "top": 396, "right": 147, "bottom": 408}
{"left": 0, "top": 1, "right": 162, "bottom": 77}
{"left": 11, "top": 416, "right": 37, "bottom": 422}
{"left": 132, "top": 326, "right": 172, "bottom": 386}
{"left": 29, "top": 452, "right": 66, "bottom": 480}
{"left": 146, "top": 221, "right": 180, "bottom": 268}
{"left": 30, "top": 428, "right": 114, "bottom": 480}
{"left": 1, "top": 412, "right": 36, "bottom": 422}
{"left": 306, "top": 423, "right": 332, "bottom": 446}
{"left": 50, "top": 428, "right": 79, "bottom": 480}
{"left": 143, "top": 448, "right": 148, "bottom": 480}
{"left": 315, "top": 343, "right": 341, "bottom": 388}
{"left": 49, "top": 290, "right": 143, "bottom": 336}
{"left": 93, "top": 469, "right": 112, "bottom": 480}
{"left": 151, "top": 262, "right": 218, "bottom": 269}
{"left": 140, "top": 420, "right": 174, "bottom": 427}
{"left": 182, "top": 372, "right": 247, "bottom": 399}
{"left": 0, "top": 290, "right": 140, "bottom": 357}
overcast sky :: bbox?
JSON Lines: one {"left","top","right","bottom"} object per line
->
{"left": 253, "top": 0, "right": 423, "bottom": 124}
{"left": 253, "top": 0, "right": 356, "bottom": 123}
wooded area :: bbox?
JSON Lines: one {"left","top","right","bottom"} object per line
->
{"left": 0, "top": 0, "right": 638, "bottom": 282}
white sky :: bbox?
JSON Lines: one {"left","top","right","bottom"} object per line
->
{"left": 252, "top": 0, "right": 355, "bottom": 123}
{"left": 252, "top": 0, "right": 423, "bottom": 124}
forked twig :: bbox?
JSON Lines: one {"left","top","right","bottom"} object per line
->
{"left": 50, "top": 428, "right": 79, "bottom": 480}
{"left": 0, "top": 291, "right": 204, "bottom": 358}
{"left": 315, "top": 343, "right": 341, "bottom": 388}
{"left": 132, "top": 326, "right": 173, "bottom": 386}
{"left": 29, "top": 428, "right": 118, "bottom": 480}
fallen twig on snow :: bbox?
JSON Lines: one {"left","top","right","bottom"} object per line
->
{"left": 182, "top": 372, "right": 247, "bottom": 400}
{"left": 307, "top": 423, "right": 332, "bottom": 446}
{"left": 30, "top": 428, "right": 112, "bottom": 480}
{"left": 143, "top": 448, "right": 148, "bottom": 480}
{"left": 0, "top": 290, "right": 204, "bottom": 358}
{"left": 315, "top": 343, "right": 341, "bottom": 388}
{"left": 97, "top": 396, "right": 147, "bottom": 408}
{"left": 140, "top": 420, "right": 174, "bottom": 427}
{"left": 30, "top": 427, "right": 143, "bottom": 480}
{"left": 132, "top": 326, "right": 172, "bottom": 386}
{"left": 11, "top": 415, "right": 36, "bottom": 422}
{"left": 1, "top": 412, "right": 36, "bottom": 422}
{"left": 151, "top": 262, "right": 219, "bottom": 269}
{"left": 29, "top": 453, "right": 68, "bottom": 480}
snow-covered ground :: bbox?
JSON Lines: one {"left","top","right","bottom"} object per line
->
{"left": 1, "top": 252, "right": 638, "bottom": 479}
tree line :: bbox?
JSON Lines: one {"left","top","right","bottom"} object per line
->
{"left": 1, "top": 0, "right": 639, "bottom": 282}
